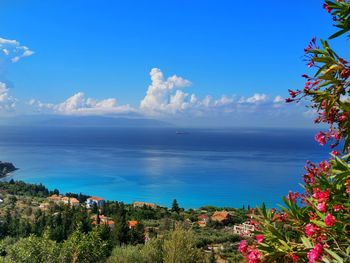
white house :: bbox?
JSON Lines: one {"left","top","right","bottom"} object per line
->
{"left": 232, "top": 222, "right": 255, "bottom": 236}
{"left": 86, "top": 196, "right": 105, "bottom": 208}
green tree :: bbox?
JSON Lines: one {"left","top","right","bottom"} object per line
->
{"left": 110, "top": 205, "right": 129, "bottom": 246}
{"left": 6, "top": 233, "right": 59, "bottom": 263}
{"left": 59, "top": 227, "right": 108, "bottom": 263}
{"left": 163, "top": 224, "right": 205, "bottom": 263}
{"left": 171, "top": 199, "right": 180, "bottom": 213}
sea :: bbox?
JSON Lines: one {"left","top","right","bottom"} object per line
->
{"left": 0, "top": 126, "right": 331, "bottom": 209}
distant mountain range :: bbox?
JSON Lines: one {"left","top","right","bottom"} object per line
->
{"left": 0, "top": 115, "right": 172, "bottom": 128}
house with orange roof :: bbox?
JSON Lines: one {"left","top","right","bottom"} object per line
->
{"left": 198, "top": 214, "right": 209, "bottom": 223}
{"left": 86, "top": 196, "right": 105, "bottom": 208}
{"left": 48, "top": 194, "right": 62, "bottom": 204}
{"left": 133, "top": 201, "right": 157, "bottom": 209}
{"left": 128, "top": 220, "right": 138, "bottom": 229}
{"left": 197, "top": 221, "right": 207, "bottom": 228}
{"left": 91, "top": 215, "right": 114, "bottom": 228}
{"left": 61, "top": 197, "right": 80, "bottom": 207}
{"left": 211, "top": 211, "right": 231, "bottom": 223}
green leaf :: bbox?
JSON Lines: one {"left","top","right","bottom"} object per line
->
{"left": 301, "top": 236, "right": 313, "bottom": 249}
{"left": 329, "top": 28, "right": 349, "bottom": 39}
{"left": 324, "top": 248, "right": 344, "bottom": 263}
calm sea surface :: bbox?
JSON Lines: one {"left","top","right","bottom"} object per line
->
{"left": 0, "top": 126, "right": 330, "bottom": 208}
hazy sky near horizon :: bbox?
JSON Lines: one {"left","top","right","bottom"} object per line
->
{"left": 0, "top": 0, "right": 348, "bottom": 127}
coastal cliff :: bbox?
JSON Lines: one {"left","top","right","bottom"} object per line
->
{"left": 0, "top": 161, "right": 17, "bottom": 178}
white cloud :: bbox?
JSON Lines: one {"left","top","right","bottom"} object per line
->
{"left": 239, "top": 93, "right": 267, "bottom": 104}
{"left": 140, "top": 68, "right": 192, "bottom": 115}
{"left": 30, "top": 92, "right": 135, "bottom": 116}
{"left": 273, "top": 95, "right": 284, "bottom": 103}
{"left": 0, "top": 82, "right": 16, "bottom": 111}
{"left": 0, "top": 37, "right": 34, "bottom": 64}
{"left": 26, "top": 68, "right": 313, "bottom": 127}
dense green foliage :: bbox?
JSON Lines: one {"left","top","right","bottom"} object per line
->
{"left": 0, "top": 179, "right": 247, "bottom": 262}
{"left": 0, "top": 179, "right": 49, "bottom": 197}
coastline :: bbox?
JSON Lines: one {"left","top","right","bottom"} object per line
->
{"left": 0, "top": 162, "right": 18, "bottom": 179}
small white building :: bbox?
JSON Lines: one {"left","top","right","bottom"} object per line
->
{"left": 233, "top": 222, "right": 255, "bottom": 236}
{"left": 86, "top": 196, "right": 105, "bottom": 208}
{"left": 0, "top": 198, "right": 3, "bottom": 204}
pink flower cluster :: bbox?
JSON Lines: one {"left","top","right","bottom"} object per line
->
{"left": 307, "top": 243, "right": 323, "bottom": 263}
{"left": 325, "top": 213, "right": 336, "bottom": 227}
{"left": 303, "top": 161, "right": 330, "bottom": 186}
{"left": 239, "top": 240, "right": 263, "bottom": 263}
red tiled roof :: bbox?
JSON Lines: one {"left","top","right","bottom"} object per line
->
{"left": 197, "top": 221, "right": 206, "bottom": 227}
{"left": 88, "top": 196, "right": 104, "bottom": 201}
{"left": 48, "top": 194, "right": 61, "bottom": 201}
{"left": 133, "top": 201, "right": 157, "bottom": 208}
{"left": 211, "top": 211, "right": 231, "bottom": 222}
{"left": 128, "top": 220, "right": 138, "bottom": 228}
{"left": 62, "top": 197, "right": 80, "bottom": 203}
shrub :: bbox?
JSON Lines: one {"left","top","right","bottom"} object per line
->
{"left": 239, "top": 1, "right": 350, "bottom": 262}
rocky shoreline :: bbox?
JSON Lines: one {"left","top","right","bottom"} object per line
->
{"left": 0, "top": 161, "right": 17, "bottom": 178}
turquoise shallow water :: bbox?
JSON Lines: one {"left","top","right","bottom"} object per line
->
{"left": 0, "top": 126, "right": 330, "bottom": 208}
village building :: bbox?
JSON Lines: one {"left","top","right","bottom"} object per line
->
{"left": 133, "top": 201, "right": 157, "bottom": 209}
{"left": 211, "top": 211, "right": 231, "bottom": 223}
{"left": 198, "top": 214, "right": 209, "bottom": 223}
{"left": 128, "top": 220, "right": 138, "bottom": 229}
{"left": 232, "top": 222, "right": 255, "bottom": 236}
{"left": 47, "top": 194, "right": 62, "bottom": 204}
{"left": 91, "top": 215, "right": 114, "bottom": 227}
{"left": 197, "top": 221, "right": 207, "bottom": 228}
{"left": 61, "top": 197, "right": 80, "bottom": 207}
{"left": 86, "top": 196, "right": 105, "bottom": 208}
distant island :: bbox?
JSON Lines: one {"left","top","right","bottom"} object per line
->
{"left": 0, "top": 161, "right": 17, "bottom": 178}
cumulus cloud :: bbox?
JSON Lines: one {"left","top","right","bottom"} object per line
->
{"left": 0, "top": 82, "right": 16, "bottom": 111}
{"left": 26, "top": 68, "right": 312, "bottom": 127}
{"left": 239, "top": 93, "right": 267, "bottom": 104}
{"left": 30, "top": 92, "right": 135, "bottom": 116}
{"left": 273, "top": 95, "right": 284, "bottom": 103}
{"left": 0, "top": 37, "right": 34, "bottom": 115}
{"left": 0, "top": 37, "right": 34, "bottom": 64}
{"left": 140, "top": 68, "right": 192, "bottom": 115}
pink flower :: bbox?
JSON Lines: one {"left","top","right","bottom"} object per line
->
{"left": 256, "top": 234, "right": 264, "bottom": 243}
{"left": 312, "top": 188, "right": 330, "bottom": 203}
{"left": 315, "top": 132, "right": 326, "bottom": 145}
{"left": 331, "top": 150, "right": 339, "bottom": 156}
{"left": 339, "top": 115, "right": 346, "bottom": 122}
{"left": 248, "top": 249, "right": 262, "bottom": 263}
{"left": 307, "top": 243, "right": 323, "bottom": 263}
{"left": 288, "top": 89, "right": 298, "bottom": 98}
{"left": 238, "top": 240, "right": 248, "bottom": 253}
{"left": 287, "top": 191, "right": 300, "bottom": 203}
{"left": 325, "top": 213, "right": 336, "bottom": 227}
{"left": 305, "top": 224, "right": 317, "bottom": 237}
{"left": 319, "top": 160, "right": 330, "bottom": 172}
{"left": 323, "top": 3, "right": 332, "bottom": 13}
{"left": 317, "top": 202, "right": 327, "bottom": 212}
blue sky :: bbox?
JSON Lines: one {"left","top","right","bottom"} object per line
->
{"left": 0, "top": 0, "right": 347, "bottom": 126}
